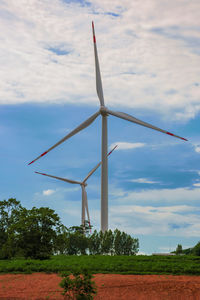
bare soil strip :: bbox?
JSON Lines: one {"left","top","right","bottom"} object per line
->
{"left": 0, "top": 273, "right": 200, "bottom": 299}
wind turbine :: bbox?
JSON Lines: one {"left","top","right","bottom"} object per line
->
{"left": 35, "top": 145, "right": 117, "bottom": 228}
{"left": 28, "top": 22, "right": 187, "bottom": 232}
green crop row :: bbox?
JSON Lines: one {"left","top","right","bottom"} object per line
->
{"left": 0, "top": 255, "right": 200, "bottom": 275}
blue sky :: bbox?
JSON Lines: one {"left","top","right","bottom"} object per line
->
{"left": 0, "top": 0, "right": 200, "bottom": 254}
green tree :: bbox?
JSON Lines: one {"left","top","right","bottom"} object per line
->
{"left": 0, "top": 198, "right": 23, "bottom": 258}
{"left": 175, "top": 244, "right": 183, "bottom": 255}
{"left": 13, "top": 206, "right": 62, "bottom": 259}
{"left": 113, "top": 229, "right": 123, "bottom": 255}
{"left": 54, "top": 225, "right": 69, "bottom": 255}
{"left": 53, "top": 224, "right": 90, "bottom": 256}
{"left": 0, "top": 199, "right": 62, "bottom": 259}
{"left": 113, "top": 229, "right": 139, "bottom": 255}
{"left": 88, "top": 230, "right": 101, "bottom": 255}
{"left": 67, "top": 225, "right": 89, "bottom": 255}
{"left": 1, "top": 199, "right": 140, "bottom": 258}
{"left": 124, "top": 234, "right": 139, "bottom": 255}
{"left": 182, "top": 247, "right": 192, "bottom": 255}
{"left": 101, "top": 230, "right": 114, "bottom": 254}
{"left": 193, "top": 242, "right": 200, "bottom": 256}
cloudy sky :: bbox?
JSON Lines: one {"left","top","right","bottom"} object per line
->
{"left": 1, "top": 0, "right": 200, "bottom": 254}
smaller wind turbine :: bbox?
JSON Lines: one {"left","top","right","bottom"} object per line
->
{"left": 35, "top": 145, "right": 117, "bottom": 227}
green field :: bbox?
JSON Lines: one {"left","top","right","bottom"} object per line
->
{"left": 0, "top": 255, "right": 200, "bottom": 275}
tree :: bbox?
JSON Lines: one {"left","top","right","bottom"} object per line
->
{"left": 193, "top": 242, "right": 200, "bottom": 256}
{"left": 88, "top": 230, "right": 101, "bottom": 255}
{"left": 101, "top": 230, "right": 114, "bottom": 254}
{"left": 0, "top": 199, "right": 62, "bottom": 259}
{"left": 181, "top": 247, "right": 192, "bottom": 255}
{"left": 0, "top": 199, "right": 140, "bottom": 258}
{"left": 113, "top": 229, "right": 123, "bottom": 255}
{"left": 0, "top": 198, "right": 23, "bottom": 258}
{"left": 66, "top": 225, "right": 89, "bottom": 255}
{"left": 54, "top": 225, "right": 69, "bottom": 255}
{"left": 13, "top": 206, "right": 62, "bottom": 259}
{"left": 175, "top": 244, "right": 183, "bottom": 255}
{"left": 113, "top": 229, "right": 139, "bottom": 255}
{"left": 123, "top": 234, "right": 139, "bottom": 255}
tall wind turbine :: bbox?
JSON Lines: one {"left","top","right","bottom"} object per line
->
{"left": 28, "top": 22, "right": 187, "bottom": 232}
{"left": 35, "top": 145, "right": 117, "bottom": 227}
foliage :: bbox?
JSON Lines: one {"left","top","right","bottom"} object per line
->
{"left": 0, "top": 198, "right": 139, "bottom": 259}
{"left": 181, "top": 247, "right": 193, "bottom": 255}
{"left": 88, "top": 229, "right": 139, "bottom": 256}
{"left": 55, "top": 226, "right": 139, "bottom": 256}
{"left": 0, "top": 199, "right": 62, "bottom": 259}
{"left": 88, "top": 230, "right": 101, "bottom": 255}
{"left": 60, "top": 269, "right": 97, "bottom": 300}
{"left": 101, "top": 230, "right": 114, "bottom": 254}
{"left": 175, "top": 244, "right": 183, "bottom": 255}
{"left": 192, "top": 242, "right": 200, "bottom": 256}
{"left": 113, "top": 229, "right": 139, "bottom": 255}
{"left": 0, "top": 198, "right": 23, "bottom": 259}
{"left": 13, "top": 206, "right": 61, "bottom": 259}
{"left": 172, "top": 241, "right": 200, "bottom": 256}
{"left": 54, "top": 224, "right": 90, "bottom": 256}
{"left": 67, "top": 225, "right": 90, "bottom": 255}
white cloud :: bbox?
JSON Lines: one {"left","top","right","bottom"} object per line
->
{"left": 42, "top": 189, "right": 55, "bottom": 196}
{"left": 194, "top": 145, "right": 200, "bottom": 153}
{"left": 34, "top": 186, "right": 81, "bottom": 202}
{"left": 193, "top": 183, "right": 200, "bottom": 187}
{"left": 0, "top": 1, "right": 199, "bottom": 120}
{"left": 109, "top": 204, "right": 200, "bottom": 237}
{"left": 137, "top": 251, "right": 147, "bottom": 255}
{"left": 111, "top": 186, "right": 200, "bottom": 204}
{"left": 108, "top": 185, "right": 200, "bottom": 237}
{"left": 130, "top": 178, "right": 159, "bottom": 184}
{"left": 110, "top": 142, "right": 145, "bottom": 150}
{"left": 187, "top": 169, "right": 200, "bottom": 176}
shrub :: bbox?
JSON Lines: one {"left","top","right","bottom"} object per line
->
{"left": 59, "top": 269, "right": 97, "bottom": 300}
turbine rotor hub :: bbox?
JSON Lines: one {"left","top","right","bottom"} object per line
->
{"left": 100, "top": 106, "right": 108, "bottom": 116}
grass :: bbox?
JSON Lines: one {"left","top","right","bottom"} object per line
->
{"left": 0, "top": 255, "right": 200, "bottom": 275}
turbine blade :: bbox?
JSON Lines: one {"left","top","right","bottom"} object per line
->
{"left": 83, "top": 145, "right": 117, "bottom": 183}
{"left": 108, "top": 144, "right": 118, "bottom": 155}
{"left": 83, "top": 162, "right": 101, "bottom": 183}
{"left": 35, "top": 171, "right": 81, "bottom": 185}
{"left": 83, "top": 186, "right": 90, "bottom": 225}
{"left": 107, "top": 109, "right": 188, "bottom": 141}
{"left": 92, "top": 21, "right": 105, "bottom": 107}
{"left": 28, "top": 110, "right": 100, "bottom": 165}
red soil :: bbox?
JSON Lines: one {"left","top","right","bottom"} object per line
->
{"left": 0, "top": 273, "right": 200, "bottom": 299}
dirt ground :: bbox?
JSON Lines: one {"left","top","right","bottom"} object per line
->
{"left": 0, "top": 273, "right": 200, "bottom": 299}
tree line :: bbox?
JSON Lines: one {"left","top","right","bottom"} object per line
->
{"left": 174, "top": 243, "right": 200, "bottom": 256}
{"left": 0, "top": 198, "right": 139, "bottom": 259}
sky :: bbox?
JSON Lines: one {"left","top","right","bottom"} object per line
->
{"left": 0, "top": 0, "right": 200, "bottom": 254}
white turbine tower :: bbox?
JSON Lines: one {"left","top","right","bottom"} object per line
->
{"left": 28, "top": 22, "right": 187, "bottom": 232}
{"left": 35, "top": 145, "right": 117, "bottom": 228}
